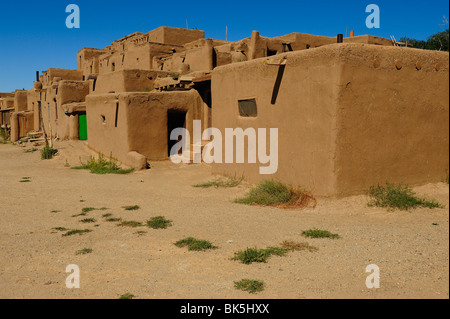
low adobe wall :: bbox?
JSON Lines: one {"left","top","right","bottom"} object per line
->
{"left": 93, "top": 69, "right": 171, "bottom": 94}
{"left": 86, "top": 90, "right": 203, "bottom": 168}
{"left": 335, "top": 45, "right": 449, "bottom": 194}
{"left": 211, "top": 43, "right": 449, "bottom": 196}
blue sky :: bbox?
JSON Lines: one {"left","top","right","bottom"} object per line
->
{"left": 0, "top": 0, "right": 448, "bottom": 92}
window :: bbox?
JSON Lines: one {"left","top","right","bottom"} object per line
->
{"left": 267, "top": 49, "right": 278, "bottom": 56}
{"left": 238, "top": 99, "right": 257, "bottom": 117}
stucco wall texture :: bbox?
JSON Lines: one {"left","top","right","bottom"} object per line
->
{"left": 211, "top": 44, "right": 449, "bottom": 196}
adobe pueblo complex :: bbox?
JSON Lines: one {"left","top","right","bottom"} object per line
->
{"left": 1, "top": 26, "right": 448, "bottom": 196}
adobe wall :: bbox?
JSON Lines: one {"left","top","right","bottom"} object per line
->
{"left": 0, "top": 93, "right": 14, "bottom": 99}
{"left": 148, "top": 26, "right": 205, "bottom": 46}
{"left": 77, "top": 48, "right": 106, "bottom": 75}
{"left": 86, "top": 90, "right": 204, "bottom": 167}
{"left": 211, "top": 44, "right": 449, "bottom": 196}
{"left": 93, "top": 69, "right": 171, "bottom": 94}
{"left": 42, "top": 69, "right": 83, "bottom": 86}
{"left": 14, "top": 90, "right": 28, "bottom": 112}
{"left": 334, "top": 44, "right": 449, "bottom": 195}
{"left": 0, "top": 97, "right": 14, "bottom": 109}
{"left": 344, "top": 35, "right": 393, "bottom": 46}
{"left": 211, "top": 48, "right": 342, "bottom": 196}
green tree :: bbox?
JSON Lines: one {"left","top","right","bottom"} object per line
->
{"left": 400, "top": 29, "right": 449, "bottom": 52}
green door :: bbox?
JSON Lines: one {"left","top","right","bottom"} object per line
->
{"left": 79, "top": 114, "right": 88, "bottom": 141}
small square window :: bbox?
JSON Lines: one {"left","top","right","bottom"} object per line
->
{"left": 238, "top": 99, "right": 257, "bottom": 117}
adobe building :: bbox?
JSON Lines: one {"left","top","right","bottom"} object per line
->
{"left": 211, "top": 44, "right": 449, "bottom": 196}
{"left": 78, "top": 27, "right": 396, "bottom": 169}
{"left": 0, "top": 93, "right": 15, "bottom": 132}
{"left": 4, "top": 26, "right": 448, "bottom": 197}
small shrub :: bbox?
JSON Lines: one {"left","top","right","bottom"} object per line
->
{"left": 41, "top": 145, "right": 57, "bottom": 160}
{"left": 72, "top": 153, "right": 134, "bottom": 175}
{"left": 301, "top": 229, "right": 340, "bottom": 239}
{"left": 82, "top": 207, "right": 96, "bottom": 213}
{"left": 175, "top": 238, "right": 218, "bottom": 251}
{"left": 235, "top": 180, "right": 316, "bottom": 208}
{"left": 146, "top": 216, "right": 172, "bottom": 229}
{"left": 76, "top": 248, "right": 93, "bottom": 255}
{"left": 24, "top": 148, "right": 38, "bottom": 153}
{"left": 368, "top": 183, "right": 443, "bottom": 210}
{"left": 234, "top": 279, "right": 265, "bottom": 294}
{"left": 52, "top": 227, "right": 68, "bottom": 232}
{"left": 102, "top": 213, "right": 113, "bottom": 218}
{"left": 119, "top": 293, "right": 135, "bottom": 299}
{"left": 106, "top": 218, "right": 122, "bottom": 222}
{"left": 232, "top": 247, "right": 289, "bottom": 264}
{"left": 51, "top": 210, "right": 61, "bottom": 214}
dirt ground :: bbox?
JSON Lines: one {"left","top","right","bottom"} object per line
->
{"left": 0, "top": 140, "right": 448, "bottom": 299}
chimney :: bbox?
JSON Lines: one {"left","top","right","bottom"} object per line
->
{"left": 350, "top": 30, "right": 355, "bottom": 37}
{"left": 36, "top": 71, "right": 40, "bottom": 82}
{"left": 337, "top": 34, "right": 344, "bottom": 43}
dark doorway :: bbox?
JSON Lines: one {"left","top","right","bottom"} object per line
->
{"left": 167, "top": 110, "right": 187, "bottom": 156}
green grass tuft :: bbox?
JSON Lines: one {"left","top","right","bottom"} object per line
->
{"left": 235, "top": 180, "right": 293, "bottom": 205}
{"left": 234, "top": 180, "right": 316, "bottom": 208}
{"left": 106, "top": 218, "right": 122, "bottom": 222}
{"left": 82, "top": 207, "right": 96, "bottom": 213}
{"left": 146, "top": 216, "right": 172, "bottom": 229}
{"left": 71, "top": 153, "right": 134, "bottom": 175}
{"left": 232, "top": 247, "right": 289, "bottom": 264}
{"left": 76, "top": 248, "right": 93, "bottom": 255}
{"left": 41, "top": 145, "right": 57, "bottom": 160}
{"left": 194, "top": 176, "right": 243, "bottom": 188}
{"left": 118, "top": 221, "right": 143, "bottom": 228}
{"left": 175, "top": 237, "right": 218, "bottom": 251}
{"left": 80, "top": 218, "right": 96, "bottom": 224}
{"left": 119, "top": 293, "right": 135, "bottom": 299}
{"left": 62, "top": 229, "right": 92, "bottom": 237}
{"left": 123, "top": 205, "right": 140, "bottom": 211}
{"left": 234, "top": 279, "right": 265, "bottom": 294}
{"left": 301, "top": 229, "right": 340, "bottom": 239}
{"left": 368, "top": 183, "right": 443, "bottom": 211}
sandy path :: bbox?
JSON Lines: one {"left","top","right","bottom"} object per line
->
{"left": 0, "top": 140, "right": 448, "bottom": 299}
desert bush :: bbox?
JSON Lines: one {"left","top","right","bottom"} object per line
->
{"left": 72, "top": 153, "right": 134, "bottom": 174}
{"left": 368, "top": 183, "right": 443, "bottom": 210}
